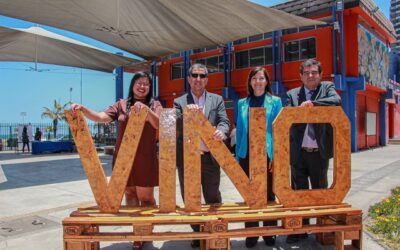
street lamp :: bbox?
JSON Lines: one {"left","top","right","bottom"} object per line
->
{"left": 20, "top": 112, "right": 27, "bottom": 124}
{"left": 69, "top": 87, "right": 73, "bottom": 105}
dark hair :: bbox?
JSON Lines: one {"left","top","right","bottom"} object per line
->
{"left": 247, "top": 67, "right": 272, "bottom": 96}
{"left": 125, "top": 72, "right": 153, "bottom": 119}
{"left": 299, "top": 59, "right": 322, "bottom": 74}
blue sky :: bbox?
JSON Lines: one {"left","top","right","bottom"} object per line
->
{"left": 0, "top": 0, "right": 391, "bottom": 123}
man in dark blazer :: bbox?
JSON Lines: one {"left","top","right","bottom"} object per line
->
{"left": 174, "top": 63, "right": 230, "bottom": 248}
{"left": 285, "top": 59, "right": 341, "bottom": 243}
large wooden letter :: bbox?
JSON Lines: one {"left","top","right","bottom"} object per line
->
{"left": 273, "top": 107, "right": 351, "bottom": 207}
{"left": 158, "top": 109, "right": 177, "bottom": 212}
{"left": 65, "top": 109, "right": 148, "bottom": 212}
{"left": 183, "top": 108, "right": 267, "bottom": 211}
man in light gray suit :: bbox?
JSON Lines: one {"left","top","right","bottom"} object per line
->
{"left": 174, "top": 63, "right": 230, "bottom": 248}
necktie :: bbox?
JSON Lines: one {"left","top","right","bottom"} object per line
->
{"left": 307, "top": 90, "right": 315, "bottom": 140}
{"left": 308, "top": 123, "right": 316, "bottom": 140}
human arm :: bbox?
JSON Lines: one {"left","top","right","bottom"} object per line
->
{"left": 214, "top": 96, "right": 230, "bottom": 141}
{"left": 285, "top": 90, "right": 295, "bottom": 107}
{"left": 70, "top": 103, "right": 113, "bottom": 123}
{"left": 312, "top": 82, "right": 341, "bottom": 106}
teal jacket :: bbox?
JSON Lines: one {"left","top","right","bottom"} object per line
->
{"left": 235, "top": 94, "right": 282, "bottom": 161}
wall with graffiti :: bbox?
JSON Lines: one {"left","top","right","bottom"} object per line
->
{"left": 358, "top": 25, "right": 389, "bottom": 89}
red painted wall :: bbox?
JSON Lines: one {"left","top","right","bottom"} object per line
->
{"left": 154, "top": 6, "right": 395, "bottom": 151}
{"left": 356, "top": 89, "right": 381, "bottom": 148}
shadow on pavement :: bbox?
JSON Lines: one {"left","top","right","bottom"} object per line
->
{"left": 0, "top": 153, "right": 112, "bottom": 190}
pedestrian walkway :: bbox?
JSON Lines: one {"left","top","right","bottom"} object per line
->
{"left": 0, "top": 145, "right": 399, "bottom": 249}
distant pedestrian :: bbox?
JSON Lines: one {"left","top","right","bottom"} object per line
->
{"left": 22, "top": 126, "right": 30, "bottom": 153}
{"left": 34, "top": 128, "right": 42, "bottom": 141}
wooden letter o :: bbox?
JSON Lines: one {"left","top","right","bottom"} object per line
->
{"left": 273, "top": 107, "right": 351, "bottom": 207}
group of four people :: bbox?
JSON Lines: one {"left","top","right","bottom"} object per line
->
{"left": 71, "top": 58, "right": 341, "bottom": 249}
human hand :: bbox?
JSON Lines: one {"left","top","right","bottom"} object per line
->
{"left": 132, "top": 101, "right": 148, "bottom": 113}
{"left": 268, "top": 160, "right": 273, "bottom": 172}
{"left": 70, "top": 103, "right": 84, "bottom": 114}
{"left": 152, "top": 100, "right": 163, "bottom": 113}
{"left": 300, "top": 100, "right": 314, "bottom": 107}
{"left": 186, "top": 104, "right": 201, "bottom": 110}
{"left": 213, "top": 129, "right": 224, "bottom": 141}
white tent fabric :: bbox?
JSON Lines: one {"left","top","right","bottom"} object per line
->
{"left": 0, "top": 0, "right": 324, "bottom": 60}
{"left": 0, "top": 26, "right": 140, "bottom": 72}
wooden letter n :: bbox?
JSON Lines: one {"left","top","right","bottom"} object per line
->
{"left": 183, "top": 108, "right": 268, "bottom": 212}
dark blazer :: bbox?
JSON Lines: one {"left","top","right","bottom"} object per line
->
{"left": 174, "top": 91, "right": 230, "bottom": 167}
{"left": 286, "top": 81, "right": 341, "bottom": 165}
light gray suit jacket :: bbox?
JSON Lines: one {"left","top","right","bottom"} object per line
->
{"left": 174, "top": 91, "right": 230, "bottom": 167}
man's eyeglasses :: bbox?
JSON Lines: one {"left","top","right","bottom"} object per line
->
{"left": 302, "top": 71, "right": 319, "bottom": 76}
{"left": 191, "top": 73, "right": 207, "bottom": 79}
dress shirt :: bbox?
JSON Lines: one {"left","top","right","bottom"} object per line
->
{"left": 301, "top": 87, "right": 318, "bottom": 148}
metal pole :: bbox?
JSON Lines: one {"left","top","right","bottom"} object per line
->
{"left": 80, "top": 69, "right": 83, "bottom": 104}
{"left": 332, "top": 2, "right": 337, "bottom": 75}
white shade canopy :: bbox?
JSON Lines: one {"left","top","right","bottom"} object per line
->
{"left": 0, "top": 0, "right": 324, "bottom": 60}
{"left": 0, "top": 26, "right": 140, "bottom": 72}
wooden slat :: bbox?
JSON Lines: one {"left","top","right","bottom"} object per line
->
{"left": 63, "top": 224, "right": 362, "bottom": 241}
{"left": 63, "top": 207, "right": 362, "bottom": 225}
{"left": 183, "top": 108, "right": 202, "bottom": 211}
{"left": 65, "top": 110, "right": 110, "bottom": 211}
{"left": 248, "top": 108, "right": 267, "bottom": 208}
{"left": 106, "top": 108, "right": 148, "bottom": 211}
{"left": 335, "top": 231, "right": 345, "bottom": 250}
{"left": 76, "top": 203, "right": 352, "bottom": 215}
{"left": 158, "top": 109, "right": 177, "bottom": 212}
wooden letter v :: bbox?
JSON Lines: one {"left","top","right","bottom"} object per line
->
{"left": 65, "top": 109, "right": 147, "bottom": 212}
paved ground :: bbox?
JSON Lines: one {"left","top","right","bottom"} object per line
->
{"left": 1, "top": 145, "right": 399, "bottom": 250}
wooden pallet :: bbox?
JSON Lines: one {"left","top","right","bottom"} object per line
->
{"left": 63, "top": 203, "right": 362, "bottom": 250}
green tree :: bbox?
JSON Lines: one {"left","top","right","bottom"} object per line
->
{"left": 41, "top": 100, "right": 68, "bottom": 139}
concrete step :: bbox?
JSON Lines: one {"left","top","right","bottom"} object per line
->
{"left": 388, "top": 139, "right": 400, "bottom": 144}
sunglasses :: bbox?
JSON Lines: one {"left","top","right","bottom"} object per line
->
{"left": 190, "top": 73, "right": 207, "bottom": 79}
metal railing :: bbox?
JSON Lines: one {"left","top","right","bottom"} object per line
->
{"left": 0, "top": 122, "right": 117, "bottom": 151}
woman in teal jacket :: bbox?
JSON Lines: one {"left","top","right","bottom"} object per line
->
{"left": 235, "top": 67, "right": 282, "bottom": 248}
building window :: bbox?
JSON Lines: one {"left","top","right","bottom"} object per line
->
{"left": 195, "top": 58, "right": 206, "bottom": 66}
{"left": 248, "top": 33, "right": 263, "bottom": 42}
{"left": 235, "top": 45, "right": 275, "bottom": 69}
{"left": 193, "top": 55, "right": 223, "bottom": 74}
{"left": 171, "top": 63, "right": 183, "bottom": 80}
{"left": 218, "top": 55, "right": 227, "bottom": 71}
{"left": 207, "top": 56, "right": 219, "bottom": 73}
{"left": 205, "top": 46, "right": 218, "bottom": 51}
{"left": 284, "top": 41, "right": 299, "bottom": 62}
{"left": 300, "top": 38, "right": 316, "bottom": 59}
{"left": 233, "top": 37, "right": 248, "bottom": 45}
{"left": 170, "top": 52, "right": 182, "bottom": 59}
{"left": 299, "top": 25, "right": 316, "bottom": 32}
{"left": 192, "top": 48, "right": 205, "bottom": 54}
{"left": 265, "top": 46, "right": 273, "bottom": 65}
{"left": 284, "top": 37, "right": 316, "bottom": 62}
{"left": 235, "top": 51, "right": 249, "bottom": 69}
{"left": 249, "top": 47, "right": 264, "bottom": 67}
{"left": 282, "top": 27, "right": 298, "bottom": 35}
